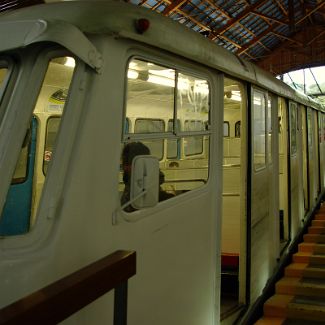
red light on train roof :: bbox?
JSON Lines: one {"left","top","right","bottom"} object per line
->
{"left": 135, "top": 18, "right": 150, "bottom": 34}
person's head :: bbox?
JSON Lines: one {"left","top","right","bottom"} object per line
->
{"left": 122, "top": 142, "right": 150, "bottom": 174}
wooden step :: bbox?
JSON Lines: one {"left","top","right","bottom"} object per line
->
{"left": 285, "top": 263, "right": 325, "bottom": 278}
{"left": 304, "top": 234, "right": 325, "bottom": 243}
{"left": 276, "top": 277, "right": 325, "bottom": 297}
{"left": 264, "top": 294, "right": 325, "bottom": 321}
{"left": 264, "top": 294, "right": 294, "bottom": 317}
{"left": 314, "top": 214, "right": 325, "bottom": 221}
{"left": 312, "top": 220, "right": 325, "bottom": 227}
{"left": 287, "top": 296, "right": 325, "bottom": 322}
{"left": 298, "top": 243, "right": 325, "bottom": 254}
{"left": 293, "top": 252, "right": 325, "bottom": 264}
{"left": 308, "top": 226, "right": 325, "bottom": 234}
{"left": 254, "top": 316, "right": 285, "bottom": 324}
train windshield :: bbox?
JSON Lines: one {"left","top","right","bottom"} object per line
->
{"left": 0, "top": 56, "right": 76, "bottom": 236}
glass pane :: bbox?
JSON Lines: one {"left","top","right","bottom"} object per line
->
{"left": 267, "top": 98, "right": 272, "bottom": 164}
{"left": 307, "top": 109, "right": 313, "bottom": 148}
{"left": 184, "top": 121, "right": 204, "bottom": 156}
{"left": 253, "top": 90, "right": 266, "bottom": 170}
{"left": 290, "top": 103, "right": 298, "bottom": 154}
{"left": 121, "top": 60, "right": 210, "bottom": 212}
{"left": 177, "top": 73, "right": 209, "bottom": 132}
{"left": 134, "top": 119, "right": 164, "bottom": 159}
{"left": 235, "top": 121, "right": 241, "bottom": 137}
{"left": 134, "top": 118, "right": 164, "bottom": 133}
{"left": 223, "top": 122, "right": 229, "bottom": 137}
{"left": 43, "top": 117, "right": 61, "bottom": 174}
{"left": 126, "top": 59, "right": 174, "bottom": 132}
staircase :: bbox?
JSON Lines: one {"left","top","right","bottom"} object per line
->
{"left": 256, "top": 204, "right": 325, "bottom": 325}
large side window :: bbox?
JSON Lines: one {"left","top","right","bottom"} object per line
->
{"left": 121, "top": 58, "right": 210, "bottom": 212}
{"left": 0, "top": 56, "right": 76, "bottom": 236}
{"left": 253, "top": 89, "right": 266, "bottom": 170}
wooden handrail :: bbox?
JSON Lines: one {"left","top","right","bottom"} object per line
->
{"left": 0, "top": 250, "right": 136, "bottom": 325}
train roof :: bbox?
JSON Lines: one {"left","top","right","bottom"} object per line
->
{"left": 0, "top": 0, "right": 323, "bottom": 111}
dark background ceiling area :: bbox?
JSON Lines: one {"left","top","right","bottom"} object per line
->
{"left": 1, "top": 0, "right": 325, "bottom": 76}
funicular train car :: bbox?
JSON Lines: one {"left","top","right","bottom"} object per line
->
{"left": 0, "top": 1, "right": 324, "bottom": 324}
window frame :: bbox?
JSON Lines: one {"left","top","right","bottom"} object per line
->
{"left": 123, "top": 55, "right": 212, "bottom": 143}
{"left": 121, "top": 54, "right": 213, "bottom": 214}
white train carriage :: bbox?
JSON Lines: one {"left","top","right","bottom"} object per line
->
{"left": 0, "top": 1, "right": 324, "bottom": 324}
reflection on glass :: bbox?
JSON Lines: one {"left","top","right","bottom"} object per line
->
{"left": 253, "top": 90, "right": 266, "bottom": 170}
{"left": 177, "top": 73, "right": 209, "bottom": 132}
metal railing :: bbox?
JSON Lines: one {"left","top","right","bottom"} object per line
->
{"left": 0, "top": 250, "right": 136, "bottom": 325}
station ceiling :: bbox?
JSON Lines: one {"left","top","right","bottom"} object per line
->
{"left": 1, "top": 0, "right": 325, "bottom": 76}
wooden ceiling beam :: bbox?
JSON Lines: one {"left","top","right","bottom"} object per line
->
{"left": 251, "top": 11, "right": 287, "bottom": 25}
{"left": 274, "top": 0, "right": 288, "bottom": 16}
{"left": 237, "top": 22, "right": 279, "bottom": 55}
{"left": 257, "top": 27, "right": 325, "bottom": 74}
{"left": 162, "top": 0, "right": 187, "bottom": 16}
{"left": 296, "top": 1, "right": 325, "bottom": 25}
{"left": 204, "top": 0, "right": 231, "bottom": 19}
{"left": 271, "top": 31, "right": 303, "bottom": 46}
{"left": 307, "top": 29, "right": 325, "bottom": 46}
{"left": 210, "top": 0, "right": 269, "bottom": 37}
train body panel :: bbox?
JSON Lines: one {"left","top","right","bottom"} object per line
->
{"left": 0, "top": 1, "right": 324, "bottom": 324}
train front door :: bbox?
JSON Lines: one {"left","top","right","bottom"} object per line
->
{"left": 249, "top": 87, "right": 278, "bottom": 301}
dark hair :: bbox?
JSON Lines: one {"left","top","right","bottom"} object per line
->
{"left": 122, "top": 142, "right": 150, "bottom": 166}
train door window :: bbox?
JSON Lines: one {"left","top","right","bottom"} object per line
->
{"left": 223, "top": 121, "right": 230, "bottom": 137}
{"left": 278, "top": 98, "right": 289, "bottom": 247}
{"left": 43, "top": 117, "right": 62, "bottom": 174}
{"left": 0, "top": 56, "right": 76, "bottom": 236}
{"left": 267, "top": 97, "right": 273, "bottom": 164}
{"left": 289, "top": 102, "right": 297, "bottom": 155}
{"left": 302, "top": 106, "right": 309, "bottom": 212}
{"left": 253, "top": 90, "right": 266, "bottom": 170}
{"left": 184, "top": 120, "right": 205, "bottom": 156}
{"left": 235, "top": 121, "right": 241, "bottom": 137}
{"left": 177, "top": 73, "right": 209, "bottom": 158}
{"left": 122, "top": 58, "right": 210, "bottom": 211}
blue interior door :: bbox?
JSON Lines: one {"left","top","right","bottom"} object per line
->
{"left": 0, "top": 117, "right": 37, "bottom": 235}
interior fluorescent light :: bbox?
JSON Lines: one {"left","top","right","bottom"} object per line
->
{"left": 128, "top": 70, "right": 139, "bottom": 79}
{"left": 64, "top": 57, "right": 75, "bottom": 67}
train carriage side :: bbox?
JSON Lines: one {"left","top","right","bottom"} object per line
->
{"left": 0, "top": 3, "right": 224, "bottom": 325}
{"left": 0, "top": 2, "right": 324, "bottom": 325}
